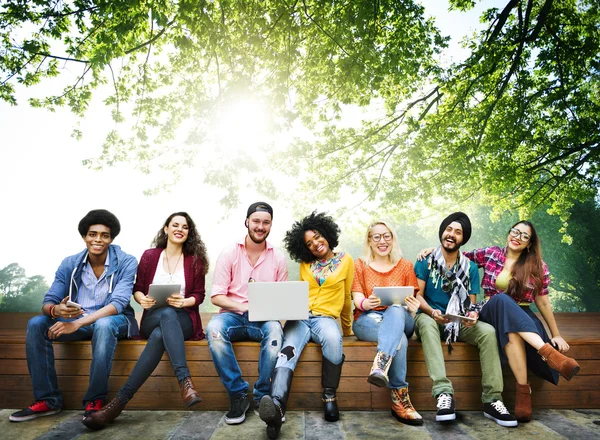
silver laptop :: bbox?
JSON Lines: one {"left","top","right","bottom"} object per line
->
{"left": 372, "top": 286, "right": 415, "bottom": 306}
{"left": 248, "top": 281, "right": 309, "bottom": 322}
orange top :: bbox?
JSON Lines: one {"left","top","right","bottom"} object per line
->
{"left": 351, "top": 258, "right": 419, "bottom": 321}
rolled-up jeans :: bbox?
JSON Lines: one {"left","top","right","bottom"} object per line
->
{"left": 352, "top": 305, "right": 414, "bottom": 388}
{"left": 26, "top": 313, "right": 129, "bottom": 409}
{"left": 206, "top": 311, "right": 282, "bottom": 403}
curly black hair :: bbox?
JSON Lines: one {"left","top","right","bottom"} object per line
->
{"left": 284, "top": 211, "right": 340, "bottom": 263}
{"left": 152, "top": 212, "right": 209, "bottom": 275}
{"left": 78, "top": 209, "right": 121, "bottom": 238}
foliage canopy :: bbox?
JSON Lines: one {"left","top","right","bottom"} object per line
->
{"left": 1, "top": 0, "right": 598, "bottom": 218}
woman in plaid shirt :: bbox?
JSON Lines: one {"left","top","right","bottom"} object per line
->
{"left": 463, "top": 221, "right": 580, "bottom": 423}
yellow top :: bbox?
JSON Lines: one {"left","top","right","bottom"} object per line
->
{"left": 495, "top": 269, "right": 511, "bottom": 291}
{"left": 299, "top": 253, "right": 354, "bottom": 336}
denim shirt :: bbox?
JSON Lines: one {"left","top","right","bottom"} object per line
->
{"left": 42, "top": 244, "right": 140, "bottom": 337}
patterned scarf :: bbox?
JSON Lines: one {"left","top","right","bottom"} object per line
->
{"left": 310, "top": 252, "right": 345, "bottom": 286}
{"left": 428, "top": 246, "right": 471, "bottom": 349}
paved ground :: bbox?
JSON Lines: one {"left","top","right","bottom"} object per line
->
{"left": 2, "top": 408, "right": 599, "bottom": 439}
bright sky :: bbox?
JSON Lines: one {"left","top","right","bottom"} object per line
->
{"left": 0, "top": 1, "right": 505, "bottom": 283}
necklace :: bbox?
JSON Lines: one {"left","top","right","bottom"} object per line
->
{"left": 166, "top": 251, "right": 183, "bottom": 281}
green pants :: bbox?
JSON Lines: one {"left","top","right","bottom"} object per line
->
{"left": 414, "top": 313, "right": 503, "bottom": 403}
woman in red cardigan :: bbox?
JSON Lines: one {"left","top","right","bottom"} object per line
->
{"left": 84, "top": 212, "right": 209, "bottom": 430}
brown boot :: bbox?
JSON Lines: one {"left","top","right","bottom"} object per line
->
{"left": 180, "top": 377, "right": 202, "bottom": 407}
{"left": 390, "top": 387, "right": 423, "bottom": 426}
{"left": 514, "top": 383, "right": 532, "bottom": 422}
{"left": 367, "top": 351, "right": 393, "bottom": 388}
{"left": 537, "top": 343, "right": 580, "bottom": 381}
{"left": 82, "top": 395, "right": 128, "bottom": 430}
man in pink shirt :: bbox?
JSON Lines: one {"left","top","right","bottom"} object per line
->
{"left": 206, "top": 202, "right": 288, "bottom": 425}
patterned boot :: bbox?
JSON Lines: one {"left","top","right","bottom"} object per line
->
{"left": 390, "top": 387, "right": 423, "bottom": 426}
{"left": 367, "top": 351, "right": 393, "bottom": 388}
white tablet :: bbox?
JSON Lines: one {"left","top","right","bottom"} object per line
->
{"left": 372, "top": 286, "right": 415, "bottom": 307}
{"left": 148, "top": 284, "right": 182, "bottom": 309}
{"left": 442, "top": 313, "right": 476, "bottom": 323}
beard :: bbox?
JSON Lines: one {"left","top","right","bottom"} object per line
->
{"left": 248, "top": 228, "right": 269, "bottom": 244}
{"left": 441, "top": 234, "right": 462, "bottom": 252}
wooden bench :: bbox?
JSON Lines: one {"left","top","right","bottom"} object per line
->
{"left": 1, "top": 313, "right": 599, "bottom": 411}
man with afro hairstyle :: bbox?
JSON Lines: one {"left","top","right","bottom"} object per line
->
{"left": 10, "top": 209, "right": 139, "bottom": 425}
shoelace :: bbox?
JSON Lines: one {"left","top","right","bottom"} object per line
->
{"left": 104, "top": 397, "right": 126, "bottom": 412}
{"left": 183, "top": 378, "right": 193, "bottom": 391}
{"left": 400, "top": 393, "right": 415, "bottom": 410}
{"left": 490, "top": 400, "right": 510, "bottom": 415}
{"left": 437, "top": 394, "right": 453, "bottom": 410}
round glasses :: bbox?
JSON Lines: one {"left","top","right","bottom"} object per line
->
{"left": 509, "top": 228, "right": 531, "bottom": 242}
{"left": 371, "top": 233, "right": 392, "bottom": 242}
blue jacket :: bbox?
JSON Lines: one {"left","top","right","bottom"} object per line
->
{"left": 42, "top": 244, "right": 140, "bottom": 337}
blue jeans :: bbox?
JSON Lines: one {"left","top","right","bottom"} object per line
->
{"left": 206, "top": 312, "right": 282, "bottom": 403}
{"left": 275, "top": 315, "right": 343, "bottom": 371}
{"left": 26, "top": 314, "right": 129, "bottom": 409}
{"left": 352, "top": 305, "right": 414, "bottom": 388}
{"left": 118, "top": 307, "right": 193, "bottom": 400}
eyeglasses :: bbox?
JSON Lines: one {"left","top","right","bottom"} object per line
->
{"left": 371, "top": 233, "right": 392, "bottom": 242}
{"left": 509, "top": 228, "right": 531, "bottom": 242}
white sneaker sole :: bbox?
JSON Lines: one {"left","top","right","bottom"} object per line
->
{"left": 484, "top": 411, "right": 518, "bottom": 427}
{"left": 224, "top": 401, "right": 250, "bottom": 425}
{"left": 436, "top": 412, "right": 456, "bottom": 422}
{"left": 9, "top": 408, "right": 61, "bottom": 422}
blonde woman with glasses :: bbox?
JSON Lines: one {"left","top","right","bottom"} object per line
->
{"left": 351, "top": 221, "right": 423, "bottom": 425}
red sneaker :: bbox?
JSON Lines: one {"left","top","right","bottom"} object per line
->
{"left": 9, "top": 401, "right": 61, "bottom": 422}
{"left": 84, "top": 399, "right": 105, "bottom": 418}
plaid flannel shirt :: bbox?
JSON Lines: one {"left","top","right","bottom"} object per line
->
{"left": 463, "top": 246, "right": 550, "bottom": 303}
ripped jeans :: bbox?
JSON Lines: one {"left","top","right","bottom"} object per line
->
{"left": 206, "top": 312, "right": 282, "bottom": 403}
{"left": 275, "top": 314, "right": 343, "bottom": 371}
{"left": 352, "top": 305, "right": 414, "bottom": 388}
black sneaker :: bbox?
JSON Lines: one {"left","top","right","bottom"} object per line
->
{"left": 83, "top": 399, "right": 105, "bottom": 418}
{"left": 436, "top": 393, "right": 456, "bottom": 422}
{"left": 9, "top": 401, "right": 61, "bottom": 422}
{"left": 225, "top": 393, "right": 250, "bottom": 425}
{"left": 484, "top": 400, "right": 518, "bottom": 427}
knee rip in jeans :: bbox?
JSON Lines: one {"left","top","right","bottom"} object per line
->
{"left": 270, "top": 339, "right": 279, "bottom": 347}
{"left": 278, "top": 345, "right": 296, "bottom": 362}
{"left": 211, "top": 330, "right": 222, "bottom": 340}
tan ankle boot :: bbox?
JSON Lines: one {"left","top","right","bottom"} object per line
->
{"left": 537, "top": 343, "right": 580, "bottom": 381}
{"left": 367, "top": 351, "right": 393, "bottom": 388}
{"left": 180, "top": 377, "right": 202, "bottom": 407}
{"left": 391, "top": 387, "right": 423, "bottom": 426}
{"left": 514, "top": 383, "right": 532, "bottom": 422}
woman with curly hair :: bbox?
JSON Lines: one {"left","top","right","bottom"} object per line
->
{"left": 352, "top": 220, "right": 423, "bottom": 425}
{"left": 259, "top": 212, "right": 353, "bottom": 439}
{"left": 84, "top": 212, "right": 209, "bottom": 430}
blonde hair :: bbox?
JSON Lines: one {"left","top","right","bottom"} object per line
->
{"left": 360, "top": 220, "right": 402, "bottom": 265}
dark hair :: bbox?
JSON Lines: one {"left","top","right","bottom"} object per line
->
{"left": 78, "top": 209, "right": 121, "bottom": 238}
{"left": 284, "top": 211, "right": 340, "bottom": 263}
{"left": 152, "top": 212, "right": 209, "bottom": 275}
{"left": 507, "top": 220, "right": 544, "bottom": 300}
